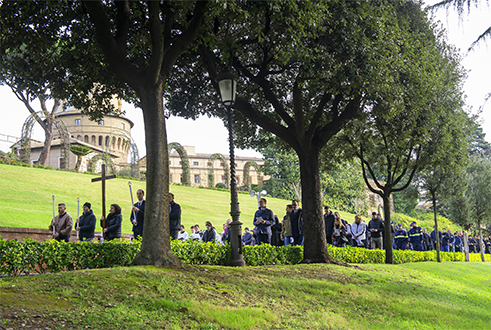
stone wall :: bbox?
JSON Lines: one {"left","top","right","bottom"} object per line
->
{"left": 0, "top": 227, "right": 131, "bottom": 242}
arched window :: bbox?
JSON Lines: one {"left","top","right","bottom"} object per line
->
{"left": 117, "top": 138, "right": 122, "bottom": 150}
{"left": 84, "top": 135, "right": 89, "bottom": 143}
{"left": 98, "top": 136, "right": 103, "bottom": 146}
{"left": 77, "top": 135, "right": 82, "bottom": 141}
{"left": 92, "top": 135, "right": 96, "bottom": 145}
{"left": 112, "top": 137, "right": 116, "bottom": 149}
{"left": 105, "top": 136, "right": 110, "bottom": 147}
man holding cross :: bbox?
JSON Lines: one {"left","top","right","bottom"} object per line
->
{"left": 91, "top": 164, "right": 116, "bottom": 239}
{"left": 49, "top": 203, "right": 73, "bottom": 242}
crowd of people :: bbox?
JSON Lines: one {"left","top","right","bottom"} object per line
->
{"left": 48, "top": 193, "right": 491, "bottom": 254}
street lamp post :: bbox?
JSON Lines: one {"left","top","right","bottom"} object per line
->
{"left": 216, "top": 69, "right": 245, "bottom": 266}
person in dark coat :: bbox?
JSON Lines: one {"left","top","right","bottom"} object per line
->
{"left": 76, "top": 202, "right": 96, "bottom": 241}
{"left": 290, "top": 200, "right": 303, "bottom": 246}
{"left": 242, "top": 227, "right": 253, "bottom": 246}
{"left": 422, "top": 228, "right": 432, "bottom": 251}
{"left": 332, "top": 217, "right": 348, "bottom": 247}
{"left": 430, "top": 226, "right": 442, "bottom": 250}
{"left": 130, "top": 189, "right": 145, "bottom": 239}
{"left": 453, "top": 231, "right": 462, "bottom": 252}
{"left": 202, "top": 221, "right": 217, "bottom": 243}
{"left": 368, "top": 212, "right": 384, "bottom": 249}
{"left": 441, "top": 228, "right": 451, "bottom": 252}
{"left": 271, "top": 215, "right": 283, "bottom": 247}
{"left": 102, "top": 204, "right": 122, "bottom": 241}
{"left": 169, "top": 193, "right": 181, "bottom": 240}
{"left": 253, "top": 198, "right": 275, "bottom": 245}
{"left": 468, "top": 236, "right": 476, "bottom": 253}
{"left": 324, "top": 206, "right": 335, "bottom": 245}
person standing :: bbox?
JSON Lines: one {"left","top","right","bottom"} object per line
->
{"left": 453, "top": 231, "right": 462, "bottom": 252}
{"left": 102, "top": 204, "right": 122, "bottom": 241}
{"left": 324, "top": 206, "right": 335, "bottom": 245}
{"left": 253, "top": 198, "right": 275, "bottom": 245}
{"left": 408, "top": 221, "right": 423, "bottom": 251}
{"left": 422, "top": 228, "right": 432, "bottom": 251}
{"left": 332, "top": 217, "right": 348, "bottom": 247}
{"left": 367, "top": 212, "right": 384, "bottom": 249}
{"left": 290, "top": 200, "right": 303, "bottom": 246}
{"left": 430, "top": 226, "right": 442, "bottom": 250}
{"left": 281, "top": 205, "right": 294, "bottom": 247}
{"left": 271, "top": 215, "right": 283, "bottom": 246}
{"left": 393, "top": 224, "right": 408, "bottom": 250}
{"left": 76, "top": 202, "right": 96, "bottom": 241}
{"left": 169, "top": 193, "right": 181, "bottom": 240}
{"left": 49, "top": 203, "right": 73, "bottom": 242}
{"left": 351, "top": 215, "right": 366, "bottom": 248}
{"left": 130, "top": 189, "right": 145, "bottom": 239}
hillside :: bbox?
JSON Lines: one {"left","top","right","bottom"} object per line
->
{"left": 0, "top": 164, "right": 458, "bottom": 234}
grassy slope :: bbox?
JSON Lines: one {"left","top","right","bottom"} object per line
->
{"left": 1, "top": 262, "right": 490, "bottom": 329}
{"left": 0, "top": 164, "right": 458, "bottom": 234}
{"left": 0, "top": 164, "right": 359, "bottom": 234}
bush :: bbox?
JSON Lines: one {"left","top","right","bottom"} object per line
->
{"left": 215, "top": 182, "right": 226, "bottom": 189}
{"left": 0, "top": 237, "right": 141, "bottom": 276}
{"left": 1, "top": 236, "right": 489, "bottom": 277}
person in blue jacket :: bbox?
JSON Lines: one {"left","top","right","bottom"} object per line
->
{"left": 242, "top": 227, "right": 253, "bottom": 246}
{"left": 253, "top": 198, "right": 275, "bottom": 245}
{"left": 408, "top": 221, "right": 423, "bottom": 251}
{"left": 102, "top": 204, "right": 122, "bottom": 241}
{"left": 453, "top": 231, "right": 462, "bottom": 252}
{"left": 394, "top": 224, "right": 408, "bottom": 250}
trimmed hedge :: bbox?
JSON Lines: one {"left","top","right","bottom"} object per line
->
{"left": 1, "top": 237, "right": 489, "bottom": 276}
{"left": 0, "top": 238, "right": 141, "bottom": 276}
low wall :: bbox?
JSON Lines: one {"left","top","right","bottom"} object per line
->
{"left": 0, "top": 227, "right": 132, "bottom": 242}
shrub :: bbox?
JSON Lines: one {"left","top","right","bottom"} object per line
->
{"left": 215, "top": 183, "right": 226, "bottom": 189}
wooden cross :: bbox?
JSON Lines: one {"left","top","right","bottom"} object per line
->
{"left": 91, "top": 164, "right": 116, "bottom": 237}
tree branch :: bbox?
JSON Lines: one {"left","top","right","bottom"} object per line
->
{"left": 82, "top": 0, "right": 141, "bottom": 85}
{"left": 160, "top": 0, "right": 209, "bottom": 78}
{"left": 114, "top": 0, "right": 130, "bottom": 51}
{"left": 306, "top": 92, "right": 332, "bottom": 140}
{"left": 145, "top": 0, "right": 164, "bottom": 84}
{"left": 315, "top": 95, "right": 362, "bottom": 148}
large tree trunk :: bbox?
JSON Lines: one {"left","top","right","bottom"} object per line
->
{"left": 478, "top": 219, "right": 485, "bottom": 262}
{"left": 133, "top": 83, "right": 181, "bottom": 268}
{"left": 432, "top": 193, "right": 441, "bottom": 262}
{"left": 382, "top": 194, "right": 393, "bottom": 264}
{"left": 37, "top": 125, "right": 53, "bottom": 166}
{"left": 298, "top": 149, "right": 334, "bottom": 263}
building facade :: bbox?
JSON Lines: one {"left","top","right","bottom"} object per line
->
{"left": 139, "top": 146, "right": 266, "bottom": 188}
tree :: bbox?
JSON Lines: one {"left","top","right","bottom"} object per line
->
{"left": 1, "top": 22, "right": 65, "bottom": 166}
{"left": 393, "top": 183, "right": 419, "bottom": 216}
{"left": 167, "top": 0, "right": 436, "bottom": 263}
{"left": 70, "top": 145, "right": 93, "bottom": 172}
{"left": 2, "top": 1, "right": 210, "bottom": 267}
{"left": 343, "top": 6, "right": 467, "bottom": 263}
{"left": 260, "top": 146, "right": 300, "bottom": 201}
{"left": 448, "top": 156, "right": 491, "bottom": 262}
{"left": 469, "top": 125, "right": 491, "bottom": 157}
{"left": 429, "top": 0, "right": 490, "bottom": 51}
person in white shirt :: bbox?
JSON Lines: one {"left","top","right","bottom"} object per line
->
{"left": 351, "top": 214, "right": 367, "bottom": 248}
{"left": 177, "top": 225, "right": 189, "bottom": 241}
{"left": 189, "top": 225, "right": 201, "bottom": 241}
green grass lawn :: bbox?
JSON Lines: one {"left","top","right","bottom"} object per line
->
{"left": 1, "top": 262, "right": 490, "bottom": 329}
{"left": 0, "top": 164, "right": 361, "bottom": 234}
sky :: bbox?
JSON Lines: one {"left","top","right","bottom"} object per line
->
{"left": 1, "top": 2, "right": 490, "bottom": 159}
